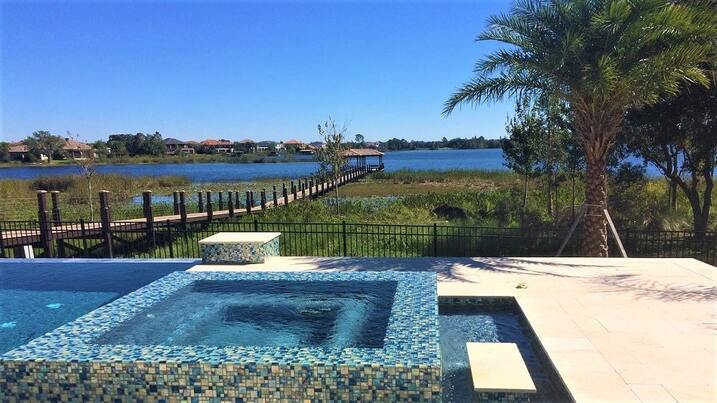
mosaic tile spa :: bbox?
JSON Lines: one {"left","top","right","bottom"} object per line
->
{"left": 0, "top": 271, "right": 441, "bottom": 402}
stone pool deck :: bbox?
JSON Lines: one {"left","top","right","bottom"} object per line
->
{"left": 189, "top": 257, "right": 717, "bottom": 403}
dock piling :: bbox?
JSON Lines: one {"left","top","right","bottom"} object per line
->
{"left": 206, "top": 191, "right": 213, "bottom": 221}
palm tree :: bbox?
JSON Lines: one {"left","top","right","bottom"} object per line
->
{"left": 443, "top": 0, "right": 716, "bottom": 256}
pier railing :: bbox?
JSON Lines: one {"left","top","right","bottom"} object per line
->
{"left": 1, "top": 218, "right": 714, "bottom": 265}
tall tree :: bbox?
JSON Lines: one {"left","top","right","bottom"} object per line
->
{"left": 25, "top": 131, "right": 65, "bottom": 163}
{"left": 503, "top": 98, "right": 542, "bottom": 224}
{"left": 69, "top": 132, "right": 98, "bottom": 221}
{"left": 622, "top": 76, "right": 716, "bottom": 233}
{"left": 443, "top": 0, "right": 716, "bottom": 256}
{"left": 316, "top": 118, "right": 348, "bottom": 215}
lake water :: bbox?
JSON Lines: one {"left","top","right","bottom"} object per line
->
{"left": 0, "top": 148, "right": 660, "bottom": 182}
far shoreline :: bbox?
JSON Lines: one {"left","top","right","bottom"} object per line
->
{"left": 0, "top": 147, "right": 502, "bottom": 169}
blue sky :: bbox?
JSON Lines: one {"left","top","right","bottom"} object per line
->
{"left": 1, "top": 1, "right": 514, "bottom": 143}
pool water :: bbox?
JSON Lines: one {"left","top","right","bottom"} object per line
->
{"left": 0, "top": 260, "right": 195, "bottom": 354}
{"left": 96, "top": 279, "right": 397, "bottom": 348}
{"left": 440, "top": 303, "right": 571, "bottom": 403}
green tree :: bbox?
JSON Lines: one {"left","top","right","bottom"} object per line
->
{"left": 503, "top": 98, "right": 542, "bottom": 224}
{"left": 316, "top": 118, "right": 348, "bottom": 214}
{"left": 622, "top": 77, "right": 716, "bottom": 233}
{"left": 444, "top": 0, "right": 716, "bottom": 256}
{"left": 0, "top": 142, "right": 9, "bottom": 162}
{"left": 354, "top": 133, "right": 365, "bottom": 148}
{"left": 25, "top": 131, "right": 65, "bottom": 163}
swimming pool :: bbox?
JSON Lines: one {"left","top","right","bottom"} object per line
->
{"left": 0, "top": 259, "right": 197, "bottom": 353}
{"left": 440, "top": 298, "right": 572, "bottom": 402}
{"left": 1, "top": 261, "right": 569, "bottom": 401}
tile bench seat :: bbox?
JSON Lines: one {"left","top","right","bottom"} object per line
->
{"left": 467, "top": 342, "right": 536, "bottom": 402}
{"left": 199, "top": 232, "right": 281, "bottom": 264}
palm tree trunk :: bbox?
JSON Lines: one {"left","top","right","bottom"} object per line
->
{"left": 583, "top": 157, "right": 609, "bottom": 257}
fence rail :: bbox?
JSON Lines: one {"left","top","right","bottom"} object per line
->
{"left": 1, "top": 218, "right": 714, "bottom": 265}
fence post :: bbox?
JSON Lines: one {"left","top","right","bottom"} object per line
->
{"left": 179, "top": 191, "right": 188, "bottom": 228}
{"left": 50, "top": 190, "right": 65, "bottom": 257}
{"left": 342, "top": 220, "right": 347, "bottom": 257}
{"left": 254, "top": 218, "right": 259, "bottom": 232}
{"left": 282, "top": 185, "right": 288, "bottom": 207}
{"left": 228, "top": 191, "right": 235, "bottom": 218}
{"left": 292, "top": 181, "right": 297, "bottom": 200}
{"left": 218, "top": 191, "right": 224, "bottom": 211}
{"left": 206, "top": 191, "right": 213, "bottom": 221}
{"left": 173, "top": 191, "right": 180, "bottom": 215}
{"left": 142, "top": 191, "right": 154, "bottom": 241}
{"left": 433, "top": 223, "right": 438, "bottom": 257}
{"left": 80, "top": 218, "right": 88, "bottom": 257}
{"left": 272, "top": 186, "right": 278, "bottom": 207}
{"left": 36, "top": 190, "right": 54, "bottom": 258}
{"left": 309, "top": 180, "right": 314, "bottom": 198}
{"left": 167, "top": 219, "right": 174, "bottom": 258}
{"left": 246, "top": 191, "right": 252, "bottom": 214}
{"left": 99, "top": 190, "right": 113, "bottom": 258}
{"left": 198, "top": 192, "right": 204, "bottom": 213}
{"left": 301, "top": 181, "right": 305, "bottom": 198}
{"left": 261, "top": 189, "right": 267, "bottom": 211}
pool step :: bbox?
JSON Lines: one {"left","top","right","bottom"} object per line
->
{"left": 467, "top": 342, "right": 537, "bottom": 395}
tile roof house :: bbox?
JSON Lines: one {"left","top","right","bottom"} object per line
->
{"left": 7, "top": 143, "right": 41, "bottom": 161}
{"left": 200, "top": 139, "right": 233, "bottom": 153}
{"left": 62, "top": 138, "right": 93, "bottom": 159}
{"left": 164, "top": 138, "right": 195, "bottom": 155}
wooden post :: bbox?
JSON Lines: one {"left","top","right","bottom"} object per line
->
{"left": 99, "top": 190, "right": 113, "bottom": 258}
{"left": 206, "top": 191, "right": 213, "bottom": 221}
{"left": 246, "top": 191, "right": 252, "bottom": 214}
{"left": 179, "top": 191, "right": 188, "bottom": 228}
{"left": 36, "top": 190, "right": 54, "bottom": 258}
{"left": 228, "top": 191, "right": 235, "bottom": 218}
{"left": 261, "top": 189, "right": 267, "bottom": 211}
{"left": 142, "top": 191, "right": 154, "bottom": 242}
{"left": 50, "top": 191, "right": 65, "bottom": 258}
{"left": 50, "top": 191, "right": 62, "bottom": 223}
{"left": 218, "top": 191, "right": 224, "bottom": 211}
{"left": 198, "top": 192, "right": 204, "bottom": 213}
{"left": 250, "top": 191, "right": 255, "bottom": 209}
{"left": 173, "top": 191, "right": 180, "bottom": 215}
{"left": 292, "top": 181, "right": 297, "bottom": 200}
{"left": 282, "top": 185, "right": 289, "bottom": 207}
{"left": 272, "top": 186, "right": 278, "bottom": 207}
{"left": 309, "top": 179, "right": 314, "bottom": 198}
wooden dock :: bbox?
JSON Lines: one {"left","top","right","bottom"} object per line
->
{"left": 0, "top": 166, "right": 373, "bottom": 256}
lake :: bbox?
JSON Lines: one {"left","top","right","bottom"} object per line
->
{"left": 0, "top": 148, "right": 660, "bottom": 182}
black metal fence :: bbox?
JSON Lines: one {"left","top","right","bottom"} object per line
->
{"left": 1, "top": 219, "right": 714, "bottom": 265}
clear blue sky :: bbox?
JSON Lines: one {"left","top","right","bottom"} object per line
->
{"left": 1, "top": 0, "right": 514, "bottom": 143}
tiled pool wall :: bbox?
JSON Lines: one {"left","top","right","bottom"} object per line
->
{"left": 1, "top": 361, "right": 440, "bottom": 402}
{"left": 200, "top": 236, "right": 280, "bottom": 264}
{"left": 1, "top": 271, "right": 441, "bottom": 402}
{"left": 439, "top": 296, "right": 573, "bottom": 403}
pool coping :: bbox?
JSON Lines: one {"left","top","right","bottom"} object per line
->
{"left": 1, "top": 271, "right": 440, "bottom": 367}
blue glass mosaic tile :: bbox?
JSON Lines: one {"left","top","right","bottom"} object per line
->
{"left": 1, "top": 271, "right": 441, "bottom": 401}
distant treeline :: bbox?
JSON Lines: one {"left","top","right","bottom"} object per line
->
{"left": 382, "top": 136, "right": 500, "bottom": 151}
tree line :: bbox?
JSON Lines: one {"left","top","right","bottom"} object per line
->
{"left": 382, "top": 136, "right": 501, "bottom": 151}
